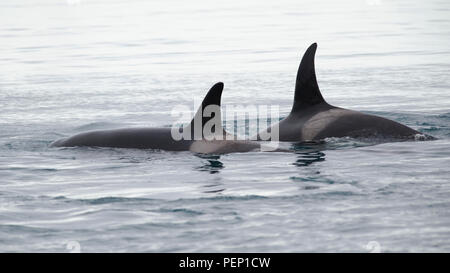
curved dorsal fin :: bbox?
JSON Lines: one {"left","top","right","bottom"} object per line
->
{"left": 187, "top": 82, "right": 226, "bottom": 139}
{"left": 291, "top": 43, "right": 326, "bottom": 112}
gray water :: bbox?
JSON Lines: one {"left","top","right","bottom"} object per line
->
{"left": 1, "top": 0, "right": 450, "bottom": 252}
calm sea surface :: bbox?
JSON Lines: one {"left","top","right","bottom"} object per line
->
{"left": 0, "top": 0, "right": 449, "bottom": 252}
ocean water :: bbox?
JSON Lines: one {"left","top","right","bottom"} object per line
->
{"left": 1, "top": 0, "right": 449, "bottom": 252}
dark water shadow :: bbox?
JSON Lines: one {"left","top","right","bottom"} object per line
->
{"left": 193, "top": 154, "right": 226, "bottom": 194}
{"left": 290, "top": 141, "right": 327, "bottom": 167}
{"left": 201, "top": 182, "right": 226, "bottom": 194}
{"left": 194, "top": 154, "right": 224, "bottom": 174}
{"left": 289, "top": 142, "right": 329, "bottom": 190}
{"left": 290, "top": 138, "right": 380, "bottom": 167}
{"left": 293, "top": 150, "right": 326, "bottom": 167}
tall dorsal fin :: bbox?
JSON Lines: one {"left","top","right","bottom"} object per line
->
{"left": 291, "top": 43, "right": 326, "bottom": 112}
{"left": 186, "top": 82, "right": 226, "bottom": 139}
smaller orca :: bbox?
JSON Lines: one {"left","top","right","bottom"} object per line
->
{"left": 51, "top": 83, "right": 262, "bottom": 154}
{"left": 256, "top": 43, "right": 435, "bottom": 142}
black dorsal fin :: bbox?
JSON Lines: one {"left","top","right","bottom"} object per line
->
{"left": 291, "top": 43, "right": 326, "bottom": 112}
{"left": 187, "top": 82, "right": 226, "bottom": 139}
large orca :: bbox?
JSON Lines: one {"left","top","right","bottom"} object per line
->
{"left": 256, "top": 43, "right": 434, "bottom": 142}
{"left": 51, "top": 83, "right": 261, "bottom": 154}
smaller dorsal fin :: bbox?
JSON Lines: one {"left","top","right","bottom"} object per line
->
{"left": 291, "top": 43, "right": 326, "bottom": 112}
{"left": 186, "top": 82, "right": 226, "bottom": 139}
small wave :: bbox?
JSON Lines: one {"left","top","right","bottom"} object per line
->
{"left": 290, "top": 176, "right": 334, "bottom": 184}
{"left": 165, "top": 195, "right": 269, "bottom": 204}
{"left": 437, "top": 112, "right": 450, "bottom": 119}
{"left": 56, "top": 196, "right": 155, "bottom": 205}
{"left": 414, "top": 133, "right": 434, "bottom": 141}
{"left": 0, "top": 224, "right": 56, "bottom": 234}
{"left": 84, "top": 196, "right": 154, "bottom": 205}
{"left": 157, "top": 208, "right": 204, "bottom": 215}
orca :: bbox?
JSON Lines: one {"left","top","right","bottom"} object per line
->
{"left": 51, "top": 83, "right": 261, "bottom": 154}
{"left": 256, "top": 43, "right": 434, "bottom": 142}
